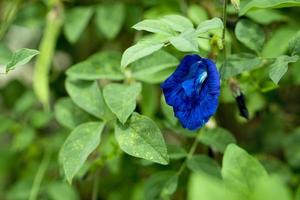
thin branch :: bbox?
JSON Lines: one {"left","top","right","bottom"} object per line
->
{"left": 222, "top": 0, "right": 228, "bottom": 61}
{"left": 176, "top": 130, "right": 203, "bottom": 176}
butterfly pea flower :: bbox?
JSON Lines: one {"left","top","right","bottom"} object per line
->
{"left": 161, "top": 55, "right": 220, "bottom": 130}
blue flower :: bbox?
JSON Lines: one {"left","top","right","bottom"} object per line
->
{"left": 161, "top": 54, "right": 220, "bottom": 130}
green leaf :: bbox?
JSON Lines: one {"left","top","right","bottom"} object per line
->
{"left": 95, "top": 3, "right": 125, "bottom": 39}
{"left": 187, "top": 4, "right": 208, "bottom": 25}
{"left": 66, "top": 51, "right": 124, "bottom": 81}
{"left": 131, "top": 50, "right": 179, "bottom": 81}
{"left": 121, "top": 41, "right": 164, "bottom": 69}
{"left": 196, "top": 17, "right": 223, "bottom": 34}
{"left": 269, "top": 55, "right": 299, "bottom": 84}
{"left": 65, "top": 79, "right": 111, "bottom": 120}
{"left": 132, "top": 19, "right": 173, "bottom": 35}
{"left": 283, "top": 128, "right": 300, "bottom": 168}
{"left": 59, "top": 122, "right": 105, "bottom": 183}
{"left": 63, "top": 7, "right": 93, "bottom": 43}
{"left": 188, "top": 173, "right": 231, "bottom": 200}
{"left": 251, "top": 176, "right": 292, "bottom": 200}
{"left": 187, "top": 155, "right": 222, "bottom": 178}
{"left": 54, "top": 98, "right": 93, "bottom": 129}
{"left": 114, "top": 112, "right": 169, "bottom": 165}
{"left": 5, "top": 48, "right": 39, "bottom": 73}
{"left": 133, "top": 67, "right": 175, "bottom": 84}
{"left": 161, "top": 15, "right": 194, "bottom": 32}
{"left": 235, "top": 19, "right": 265, "bottom": 53}
{"left": 220, "top": 53, "right": 264, "bottom": 79}
{"left": 262, "top": 26, "right": 298, "bottom": 58}
{"left": 161, "top": 95, "right": 177, "bottom": 126}
{"left": 198, "top": 127, "right": 236, "bottom": 152}
{"left": 12, "top": 126, "right": 35, "bottom": 152}
{"left": 240, "top": 0, "right": 300, "bottom": 16}
{"left": 103, "top": 82, "right": 141, "bottom": 124}
{"left": 169, "top": 30, "right": 198, "bottom": 52}
{"left": 222, "top": 144, "right": 268, "bottom": 198}
{"left": 246, "top": 9, "right": 288, "bottom": 25}
{"left": 144, "top": 171, "right": 178, "bottom": 200}
{"left": 289, "top": 31, "right": 300, "bottom": 56}
{"left": 47, "top": 182, "right": 79, "bottom": 200}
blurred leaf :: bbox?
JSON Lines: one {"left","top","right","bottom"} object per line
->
{"left": 30, "top": 110, "right": 52, "bottom": 128}
{"left": 59, "top": 122, "right": 105, "bottom": 183}
{"left": 289, "top": 31, "right": 300, "bottom": 56}
{"left": 103, "top": 82, "right": 141, "bottom": 124}
{"left": 144, "top": 171, "right": 178, "bottom": 200}
{"left": 47, "top": 182, "right": 79, "bottom": 200}
{"left": 66, "top": 51, "right": 124, "bottom": 81}
{"left": 187, "top": 4, "right": 208, "bottom": 24}
{"left": 12, "top": 126, "right": 35, "bottom": 152}
{"left": 235, "top": 19, "right": 265, "bottom": 53}
{"left": 222, "top": 144, "right": 268, "bottom": 198}
{"left": 0, "top": 115, "right": 14, "bottom": 134}
{"left": 95, "top": 3, "right": 125, "bottom": 39}
{"left": 65, "top": 79, "right": 111, "bottom": 120}
{"left": 196, "top": 17, "right": 223, "bottom": 34}
{"left": 198, "top": 127, "right": 236, "bottom": 152}
{"left": 251, "top": 176, "right": 292, "bottom": 200}
{"left": 13, "top": 91, "right": 36, "bottom": 115}
{"left": 262, "top": 26, "right": 298, "bottom": 58}
{"left": 260, "top": 157, "right": 292, "bottom": 184}
{"left": 167, "top": 144, "right": 187, "bottom": 160}
{"left": 161, "top": 15, "right": 194, "bottom": 32}
{"left": 169, "top": 29, "right": 198, "bottom": 52}
{"left": 283, "top": 128, "right": 300, "bottom": 168}
{"left": 239, "top": 0, "right": 300, "bottom": 15}
{"left": 6, "top": 179, "right": 32, "bottom": 200}
{"left": 187, "top": 155, "right": 222, "bottom": 178}
{"left": 63, "top": 7, "right": 93, "bottom": 43}
{"left": 54, "top": 98, "right": 92, "bottom": 129}
{"left": 115, "top": 112, "right": 169, "bottom": 165}
{"left": 220, "top": 53, "right": 264, "bottom": 79}
{"left": 121, "top": 41, "right": 164, "bottom": 68}
{"left": 131, "top": 50, "right": 179, "bottom": 81}
{"left": 5, "top": 48, "right": 39, "bottom": 73}
{"left": 0, "top": 43, "right": 12, "bottom": 64}
{"left": 246, "top": 9, "right": 287, "bottom": 25}
{"left": 140, "top": 83, "right": 158, "bottom": 118}
{"left": 188, "top": 173, "right": 231, "bottom": 200}
{"left": 269, "top": 55, "right": 299, "bottom": 84}
{"left": 133, "top": 19, "right": 173, "bottom": 35}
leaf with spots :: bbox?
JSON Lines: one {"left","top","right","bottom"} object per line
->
{"left": 54, "top": 97, "right": 93, "bottom": 129}
{"left": 235, "top": 19, "right": 265, "bottom": 53}
{"left": 269, "top": 55, "right": 299, "bottom": 84}
{"left": 65, "top": 79, "right": 112, "bottom": 120}
{"left": 114, "top": 112, "right": 169, "bottom": 165}
{"left": 103, "top": 82, "right": 142, "bottom": 124}
{"left": 59, "top": 122, "right": 105, "bottom": 183}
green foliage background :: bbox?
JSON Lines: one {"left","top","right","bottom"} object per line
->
{"left": 0, "top": 0, "right": 300, "bottom": 199}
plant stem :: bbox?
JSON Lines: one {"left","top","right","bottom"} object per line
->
{"left": 176, "top": 130, "right": 202, "bottom": 176}
{"left": 92, "top": 170, "right": 100, "bottom": 200}
{"left": 33, "top": 3, "right": 63, "bottom": 110}
{"left": 29, "top": 149, "right": 52, "bottom": 200}
{"left": 222, "top": 0, "right": 228, "bottom": 61}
